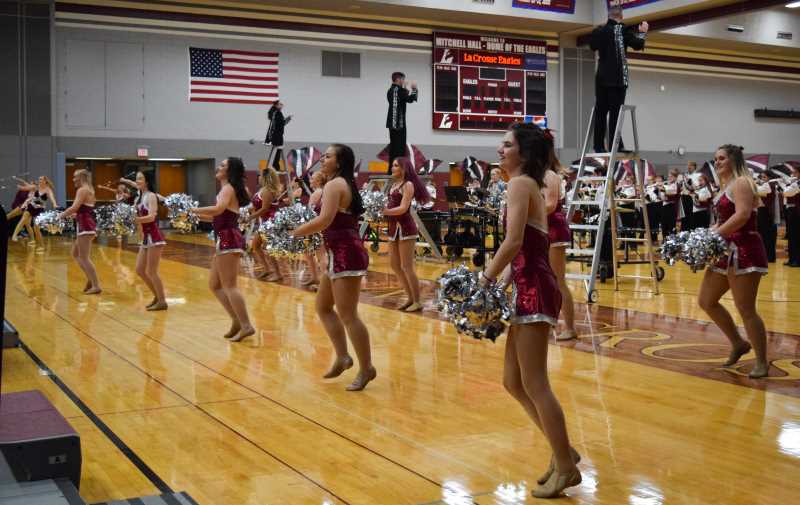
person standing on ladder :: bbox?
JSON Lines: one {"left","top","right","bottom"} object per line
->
{"left": 386, "top": 72, "right": 418, "bottom": 173}
{"left": 264, "top": 100, "right": 292, "bottom": 171}
{"left": 590, "top": 5, "right": 648, "bottom": 154}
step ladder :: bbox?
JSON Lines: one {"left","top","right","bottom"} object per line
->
{"left": 564, "top": 104, "right": 660, "bottom": 303}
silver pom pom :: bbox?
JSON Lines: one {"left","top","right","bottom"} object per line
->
{"left": 164, "top": 193, "right": 199, "bottom": 233}
{"left": 360, "top": 189, "right": 387, "bottom": 222}
{"left": 258, "top": 203, "right": 322, "bottom": 258}
{"left": 34, "top": 210, "right": 70, "bottom": 235}
{"left": 238, "top": 206, "right": 251, "bottom": 232}
{"left": 96, "top": 203, "right": 137, "bottom": 237}
{"left": 661, "top": 228, "right": 728, "bottom": 270}
{"left": 436, "top": 265, "right": 511, "bottom": 341}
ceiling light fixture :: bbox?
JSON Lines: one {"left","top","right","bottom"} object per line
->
{"left": 787, "top": 2, "right": 800, "bottom": 8}
{"left": 149, "top": 158, "right": 185, "bottom": 161}
{"left": 75, "top": 157, "right": 112, "bottom": 160}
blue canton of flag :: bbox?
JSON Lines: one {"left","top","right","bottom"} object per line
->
{"left": 190, "top": 48, "right": 224, "bottom": 78}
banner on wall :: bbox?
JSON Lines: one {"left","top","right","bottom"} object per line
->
{"left": 511, "top": 0, "right": 575, "bottom": 14}
{"left": 432, "top": 31, "right": 548, "bottom": 132}
{"left": 607, "top": 0, "right": 662, "bottom": 9}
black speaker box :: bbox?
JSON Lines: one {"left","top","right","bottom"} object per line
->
{"left": 0, "top": 390, "right": 82, "bottom": 490}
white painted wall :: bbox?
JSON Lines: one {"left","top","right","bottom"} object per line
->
{"left": 55, "top": 27, "right": 560, "bottom": 148}
{"left": 623, "top": 68, "right": 800, "bottom": 153}
{"left": 665, "top": 9, "right": 800, "bottom": 50}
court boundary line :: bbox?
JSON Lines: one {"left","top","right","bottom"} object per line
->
{"left": 15, "top": 286, "right": 352, "bottom": 505}
{"left": 17, "top": 339, "right": 174, "bottom": 495}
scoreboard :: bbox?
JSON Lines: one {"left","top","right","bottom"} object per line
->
{"left": 432, "top": 31, "right": 548, "bottom": 132}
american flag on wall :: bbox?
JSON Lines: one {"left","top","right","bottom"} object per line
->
{"left": 189, "top": 47, "right": 279, "bottom": 105}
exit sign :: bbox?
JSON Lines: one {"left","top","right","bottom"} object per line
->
{"left": 137, "top": 147, "right": 149, "bottom": 157}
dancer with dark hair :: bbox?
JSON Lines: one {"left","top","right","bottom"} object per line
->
{"left": 192, "top": 157, "right": 255, "bottom": 342}
{"left": 291, "top": 144, "right": 375, "bottom": 391}
{"left": 59, "top": 169, "right": 101, "bottom": 294}
{"left": 480, "top": 123, "right": 580, "bottom": 498}
{"left": 11, "top": 176, "right": 57, "bottom": 245}
{"left": 264, "top": 100, "right": 292, "bottom": 171}
{"left": 133, "top": 170, "right": 167, "bottom": 311}
{"left": 383, "top": 156, "right": 430, "bottom": 312}
{"left": 698, "top": 145, "right": 769, "bottom": 378}
{"left": 542, "top": 136, "right": 577, "bottom": 341}
{"left": 386, "top": 72, "right": 418, "bottom": 172}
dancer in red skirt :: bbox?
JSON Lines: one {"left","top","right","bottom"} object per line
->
{"left": 192, "top": 158, "right": 255, "bottom": 342}
{"left": 480, "top": 123, "right": 581, "bottom": 499}
{"left": 133, "top": 170, "right": 167, "bottom": 311}
{"left": 698, "top": 145, "right": 769, "bottom": 378}
{"left": 542, "top": 146, "right": 577, "bottom": 341}
{"left": 247, "top": 167, "right": 283, "bottom": 282}
{"left": 383, "top": 156, "right": 430, "bottom": 312}
{"left": 59, "top": 169, "right": 101, "bottom": 294}
{"left": 300, "top": 170, "right": 328, "bottom": 290}
{"left": 291, "top": 144, "right": 375, "bottom": 391}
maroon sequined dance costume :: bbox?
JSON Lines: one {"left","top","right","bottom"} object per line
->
{"left": 315, "top": 196, "right": 368, "bottom": 279}
{"left": 213, "top": 209, "right": 245, "bottom": 255}
{"left": 506, "top": 213, "right": 561, "bottom": 326}
{"left": 710, "top": 188, "right": 768, "bottom": 275}
{"left": 387, "top": 183, "right": 418, "bottom": 241}
{"left": 547, "top": 199, "right": 571, "bottom": 248}
{"left": 137, "top": 192, "right": 165, "bottom": 248}
{"left": 76, "top": 204, "right": 97, "bottom": 236}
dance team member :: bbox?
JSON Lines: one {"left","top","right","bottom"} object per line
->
{"left": 698, "top": 145, "right": 769, "bottom": 378}
{"left": 480, "top": 123, "right": 581, "bottom": 498}
{"left": 300, "top": 170, "right": 328, "bottom": 289}
{"left": 133, "top": 170, "right": 167, "bottom": 311}
{"left": 11, "top": 176, "right": 57, "bottom": 244}
{"left": 248, "top": 167, "right": 283, "bottom": 282}
{"left": 98, "top": 181, "right": 134, "bottom": 204}
{"left": 192, "top": 158, "right": 255, "bottom": 343}
{"left": 7, "top": 176, "right": 34, "bottom": 221}
{"left": 59, "top": 169, "right": 101, "bottom": 294}
{"left": 383, "top": 156, "right": 430, "bottom": 313}
{"left": 291, "top": 144, "right": 375, "bottom": 391}
{"left": 542, "top": 137, "right": 577, "bottom": 341}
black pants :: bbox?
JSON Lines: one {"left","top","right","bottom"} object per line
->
{"left": 661, "top": 203, "right": 677, "bottom": 237}
{"left": 593, "top": 84, "right": 627, "bottom": 153}
{"left": 756, "top": 207, "right": 777, "bottom": 262}
{"left": 388, "top": 128, "right": 407, "bottom": 173}
{"left": 646, "top": 202, "right": 661, "bottom": 242}
{"left": 692, "top": 209, "right": 710, "bottom": 229}
{"left": 787, "top": 206, "right": 800, "bottom": 264}
{"left": 680, "top": 195, "right": 694, "bottom": 231}
{"left": 268, "top": 146, "right": 283, "bottom": 171}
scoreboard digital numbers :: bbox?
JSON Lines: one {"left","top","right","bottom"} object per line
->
{"left": 433, "top": 31, "right": 548, "bottom": 132}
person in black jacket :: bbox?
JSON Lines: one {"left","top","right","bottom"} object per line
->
{"left": 264, "top": 101, "right": 292, "bottom": 170}
{"left": 386, "top": 72, "right": 418, "bottom": 173}
{"left": 590, "top": 6, "right": 648, "bottom": 154}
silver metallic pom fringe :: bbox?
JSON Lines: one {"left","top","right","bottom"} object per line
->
{"left": 660, "top": 228, "right": 728, "bottom": 270}
{"left": 436, "top": 264, "right": 511, "bottom": 342}
{"left": 164, "top": 193, "right": 199, "bottom": 233}
{"left": 258, "top": 203, "right": 322, "bottom": 258}
{"left": 35, "top": 210, "right": 72, "bottom": 235}
{"left": 96, "top": 203, "right": 137, "bottom": 237}
{"left": 360, "top": 189, "right": 387, "bottom": 223}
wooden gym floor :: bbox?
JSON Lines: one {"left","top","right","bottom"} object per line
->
{"left": 3, "top": 233, "right": 799, "bottom": 504}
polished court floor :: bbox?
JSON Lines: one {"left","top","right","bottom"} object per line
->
{"left": 4, "top": 232, "right": 799, "bottom": 504}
